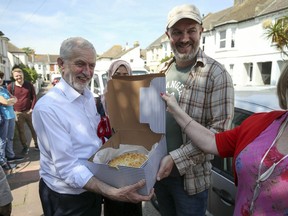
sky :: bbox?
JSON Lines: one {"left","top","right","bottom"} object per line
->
{"left": 0, "top": 0, "right": 234, "bottom": 55}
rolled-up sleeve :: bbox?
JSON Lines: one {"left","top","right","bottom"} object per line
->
{"left": 170, "top": 140, "right": 205, "bottom": 176}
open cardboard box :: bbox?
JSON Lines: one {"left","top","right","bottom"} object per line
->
{"left": 82, "top": 73, "right": 167, "bottom": 195}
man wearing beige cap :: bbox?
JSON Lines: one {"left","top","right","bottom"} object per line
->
{"left": 156, "top": 4, "right": 234, "bottom": 216}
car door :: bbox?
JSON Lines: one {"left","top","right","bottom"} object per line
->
{"left": 207, "top": 108, "right": 253, "bottom": 216}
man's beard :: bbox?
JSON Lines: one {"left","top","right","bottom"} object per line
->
{"left": 171, "top": 42, "right": 199, "bottom": 63}
{"left": 66, "top": 73, "right": 89, "bottom": 93}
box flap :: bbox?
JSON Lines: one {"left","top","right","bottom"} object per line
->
{"left": 105, "top": 73, "right": 166, "bottom": 134}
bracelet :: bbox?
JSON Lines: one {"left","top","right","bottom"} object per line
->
{"left": 183, "top": 119, "right": 193, "bottom": 133}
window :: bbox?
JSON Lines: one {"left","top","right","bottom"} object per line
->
{"left": 202, "top": 36, "right": 206, "bottom": 51}
{"left": 231, "top": 30, "right": 235, "bottom": 48}
{"left": 219, "top": 30, "right": 226, "bottom": 48}
{"left": 249, "top": 63, "right": 253, "bottom": 81}
{"left": 211, "top": 108, "right": 253, "bottom": 181}
{"left": 229, "top": 64, "right": 234, "bottom": 79}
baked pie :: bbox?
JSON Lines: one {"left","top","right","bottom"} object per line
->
{"left": 108, "top": 152, "right": 148, "bottom": 168}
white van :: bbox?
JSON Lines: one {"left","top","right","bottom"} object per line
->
{"left": 89, "top": 68, "right": 149, "bottom": 97}
{"left": 89, "top": 70, "right": 108, "bottom": 97}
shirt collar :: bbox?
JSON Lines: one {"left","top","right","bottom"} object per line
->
{"left": 56, "top": 78, "right": 91, "bottom": 102}
{"left": 195, "top": 48, "right": 206, "bottom": 67}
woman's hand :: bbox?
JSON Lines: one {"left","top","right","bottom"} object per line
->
{"left": 161, "top": 93, "right": 181, "bottom": 115}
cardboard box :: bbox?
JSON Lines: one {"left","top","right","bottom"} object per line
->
{"left": 82, "top": 73, "right": 167, "bottom": 195}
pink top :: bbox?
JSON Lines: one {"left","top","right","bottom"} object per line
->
{"left": 234, "top": 113, "right": 288, "bottom": 215}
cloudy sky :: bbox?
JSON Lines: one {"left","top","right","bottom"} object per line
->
{"left": 1, "top": 0, "right": 233, "bottom": 55}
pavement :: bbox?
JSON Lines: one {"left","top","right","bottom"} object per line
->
{"left": 6, "top": 81, "right": 160, "bottom": 216}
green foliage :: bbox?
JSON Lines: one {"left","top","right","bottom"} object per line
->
{"left": 21, "top": 47, "right": 35, "bottom": 55}
{"left": 11, "top": 64, "right": 38, "bottom": 83}
{"left": 265, "top": 16, "right": 288, "bottom": 57}
{"left": 160, "top": 54, "right": 174, "bottom": 63}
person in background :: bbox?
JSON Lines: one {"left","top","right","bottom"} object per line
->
{"left": 159, "top": 64, "right": 288, "bottom": 215}
{"left": 32, "top": 37, "right": 153, "bottom": 216}
{"left": 102, "top": 60, "right": 142, "bottom": 216}
{"left": 0, "top": 166, "right": 13, "bottom": 216}
{"left": 101, "top": 60, "right": 132, "bottom": 114}
{"left": 7, "top": 68, "right": 38, "bottom": 154}
{"left": 154, "top": 4, "right": 234, "bottom": 216}
{"left": 0, "top": 71, "right": 23, "bottom": 170}
{"left": 107, "top": 60, "right": 132, "bottom": 78}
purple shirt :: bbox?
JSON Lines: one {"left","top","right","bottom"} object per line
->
{"left": 235, "top": 113, "right": 288, "bottom": 215}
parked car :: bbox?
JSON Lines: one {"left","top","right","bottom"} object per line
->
{"left": 52, "top": 76, "right": 61, "bottom": 86}
{"left": 150, "top": 87, "right": 281, "bottom": 216}
{"left": 207, "top": 87, "right": 281, "bottom": 216}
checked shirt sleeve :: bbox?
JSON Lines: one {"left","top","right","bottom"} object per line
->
{"left": 169, "top": 140, "right": 206, "bottom": 176}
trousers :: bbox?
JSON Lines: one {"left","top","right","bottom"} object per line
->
{"left": 39, "top": 178, "right": 102, "bottom": 216}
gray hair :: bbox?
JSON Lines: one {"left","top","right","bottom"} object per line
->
{"left": 59, "top": 37, "right": 96, "bottom": 60}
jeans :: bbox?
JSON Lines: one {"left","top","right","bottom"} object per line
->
{"left": 0, "top": 134, "right": 5, "bottom": 166}
{"left": 154, "top": 176, "right": 208, "bottom": 216}
{"left": 0, "top": 118, "right": 16, "bottom": 160}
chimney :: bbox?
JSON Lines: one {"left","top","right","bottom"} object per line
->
{"left": 134, "top": 41, "right": 139, "bottom": 47}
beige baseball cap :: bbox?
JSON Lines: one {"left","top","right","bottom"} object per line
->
{"left": 167, "top": 4, "right": 202, "bottom": 29}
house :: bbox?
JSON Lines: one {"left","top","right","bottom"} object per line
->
{"left": 202, "top": 0, "right": 288, "bottom": 86}
{"left": 96, "top": 41, "right": 147, "bottom": 71}
{"left": 146, "top": 34, "right": 172, "bottom": 73}
{"left": 28, "top": 54, "right": 59, "bottom": 81}
{"left": 7, "top": 42, "right": 28, "bottom": 68}
{"left": 0, "top": 31, "right": 10, "bottom": 79}
{"left": 145, "top": 0, "right": 288, "bottom": 86}
{"left": 0, "top": 35, "right": 29, "bottom": 81}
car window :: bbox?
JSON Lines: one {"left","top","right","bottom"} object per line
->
{"left": 92, "top": 74, "right": 101, "bottom": 95}
{"left": 102, "top": 73, "right": 108, "bottom": 88}
{"left": 211, "top": 108, "right": 253, "bottom": 182}
{"left": 132, "top": 70, "right": 148, "bottom": 75}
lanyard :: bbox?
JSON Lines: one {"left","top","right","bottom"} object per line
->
{"left": 250, "top": 116, "right": 288, "bottom": 214}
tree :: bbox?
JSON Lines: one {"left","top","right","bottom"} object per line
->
{"left": 160, "top": 54, "right": 174, "bottom": 63}
{"left": 21, "top": 47, "right": 35, "bottom": 56}
{"left": 264, "top": 16, "right": 288, "bottom": 57}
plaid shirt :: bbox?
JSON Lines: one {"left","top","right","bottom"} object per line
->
{"left": 159, "top": 49, "right": 234, "bottom": 195}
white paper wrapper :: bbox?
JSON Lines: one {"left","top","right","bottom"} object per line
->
{"left": 93, "top": 143, "right": 158, "bottom": 164}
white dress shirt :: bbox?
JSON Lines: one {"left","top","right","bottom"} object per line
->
{"left": 32, "top": 79, "right": 102, "bottom": 194}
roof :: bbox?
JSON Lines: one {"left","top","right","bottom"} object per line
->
{"left": 28, "top": 54, "right": 59, "bottom": 63}
{"left": 98, "top": 43, "right": 143, "bottom": 60}
{"left": 8, "top": 42, "right": 25, "bottom": 53}
{"left": 98, "top": 45, "right": 123, "bottom": 59}
{"left": 146, "top": 34, "right": 167, "bottom": 50}
{"left": 203, "top": 0, "right": 288, "bottom": 31}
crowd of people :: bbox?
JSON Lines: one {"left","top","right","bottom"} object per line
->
{"left": 1, "top": 3, "right": 288, "bottom": 216}
{"left": 0, "top": 67, "right": 39, "bottom": 215}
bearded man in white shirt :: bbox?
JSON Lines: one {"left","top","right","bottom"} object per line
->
{"left": 32, "top": 37, "right": 153, "bottom": 216}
